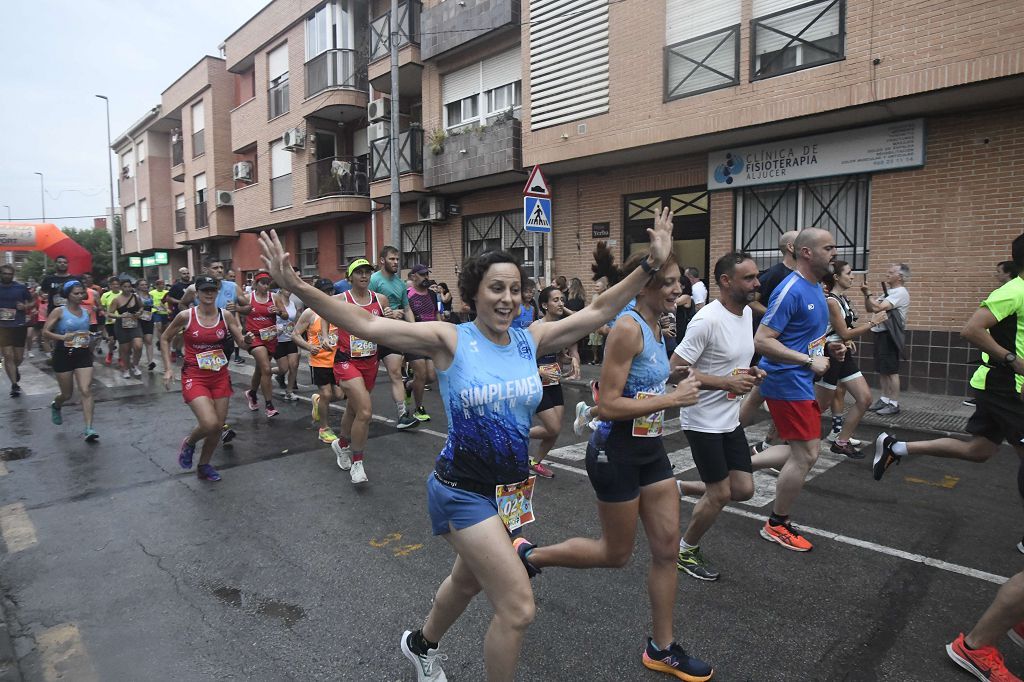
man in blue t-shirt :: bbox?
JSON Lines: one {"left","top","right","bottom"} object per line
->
{"left": 0, "top": 264, "right": 34, "bottom": 397}
{"left": 369, "top": 245, "right": 418, "bottom": 430}
{"left": 748, "top": 228, "right": 838, "bottom": 553}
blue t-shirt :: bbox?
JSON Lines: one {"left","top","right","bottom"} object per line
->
{"left": 333, "top": 279, "right": 352, "bottom": 295}
{"left": 0, "top": 282, "right": 31, "bottom": 327}
{"left": 435, "top": 323, "right": 544, "bottom": 486}
{"left": 511, "top": 303, "right": 535, "bottom": 329}
{"left": 757, "top": 272, "right": 829, "bottom": 400}
{"left": 216, "top": 281, "right": 238, "bottom": 310}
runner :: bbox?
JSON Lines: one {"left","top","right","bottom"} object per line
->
{"left": 137, "top": 279, "right": 158, "bottom": 371}
{"left": 100, "top": 277, "right": 120, "bottom": 365}
{"left": 272, "top": 284, "right": 300, "bottom": 401}
{"left": 369, "top": 245, "right": 419, "bottom": 430}
{"left": 39, "top": 255, "right": 74, "bottom": 311}
{"left": 527, "top": 286, "right": 580, "bottom": 479}
{"left": 669, "top": 252, "right": 763, "bottom": 582}
{"left": 405, "top": 264, "right": 441, "bottom": 422}
{"left": 946, "top": 569, "right": 1024, "bottom": 681}
{"left": 165, "top": 267, "right": 191, "bottom": 363}
{"left": 328, "top": 258, "right": 388, "bottom": 484}
{"left": 150, "top": 278, "right": 170, "bottom": 361}
{"left": 30, "top": 287, "right": 50, "bottom": 357}
{"left": 293, "top": 278, "right": 345, "bottom": 444}
{"left": 511, "top": 279, "right": 538, "bottom": 329}
{"left": 108, "top": 275, "right": 144, "bottom": 378}
{"left": 239, "top": 272, "right": 287, "bottom": 418}
{"left": 161, "top": 275, "right": 248, "bottom": 482}
{"left": 257, "top": 208, "right": 683, "bottom": 682}
{"left": 0, "top": 264, "right": 33, "bottom": 397}
{"left": 41, "top": 281, "right": 99, "bottom": 442}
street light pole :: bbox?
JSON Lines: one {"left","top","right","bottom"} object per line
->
{"left": 33, "top": 172, "right": 45, "bottom": 222}
{"left": 96, "top": 95, "right": 119, "bottom": 275}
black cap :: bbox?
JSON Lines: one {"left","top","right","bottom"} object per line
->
{"left": 314, "top": 277, "right": 335, "bottom": 293}
{"left": 194, "top": 275, "right": 219, "bottom": 291}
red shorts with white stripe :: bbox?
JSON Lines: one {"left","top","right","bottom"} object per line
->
{"left": 181, "top": 366, "right": 234, "bottom": 403}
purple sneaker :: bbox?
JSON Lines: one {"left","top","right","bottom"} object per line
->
{"left": 197, "top": 464, "right": 221, "bottom": 482}
{"left": 178, "top": 438, "right": 195, "bottom": 470}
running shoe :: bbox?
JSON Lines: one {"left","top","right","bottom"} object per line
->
{"left": 572, "top": 401, "right": 591, "bottom": 436}
{"left": 413, "top": 407, "right": 431, "bottom": 422}
{"left": 760, "top": 520, "right": 813, "bottom": 552}
{"left": 275, "top": 372, "right": 286, "bottom": 389}
{"left": 197, "top": 464, "right": 222, "bottom": 482}
{"left": 529, "top": 459, "right": 554, "bottom": 479}
{"left": 221, "top": 426, "right": 236, "bottom": 444}
{"left": 1017, "top": 536, "right": 1024, "bottom": 555}
{"left": 830, "top": 440, "right": 864, "bottom": 459}
{"left": 233, "top": 356, "right": 245, "bottom": 365}
{"left": 963, "top": 398, "right": 976, "bottom": 407}
{"left": 824, "top": 427, "right": 860, "bottom": 446}
{"left": 131, "top": 365, "right": 142, "bottom": 377}
{"left": 311, "top": 394, "right": 321, "bottom": 423}
{"left": 641, "top": 639, "right": 714, "bottom": 682}
{"left": 946, "top": 632, "right": 1022, "bottom": 682}
{"left": 178, "top": 438, "right": 195, "bottom": 469}
{"left": 677, "top": 546, "right": 720, "bottom": 581}
{"left": 396, "top": 413, "right": 420, "bottom": 430}
{"left": 590, "top": 379, "right": 600, "bottom": 404}
{"left": 283, "top": 391, "right": 297, "bottom": 402}
{"left": 1009, "top": 623, "right": 1024, "bottom": 650}
{"left": 332, "top": 440, "right": 352, "bottom": 470}
{"left": 9, "top": 383, "right": 20, "bottom": 398}
{"left": 28, "top": 351, "right": 35, "bottom": 359}
{"left": 245, "top": 389, "right": 259, "bottom": 411}
{"left": 400, "top": 630, "right": 448, "bottom": 682}
{"left": 265, "top": 402, "right": 279, "bottom": 418}
{"left": 122, "top": 369, "right": 131, "bottom": 379}
{"left": 512, "top": 537, "right": 542, "bottom": 578}
{"left": 104, "top": 351, "right": 112, "bottom": 365}
{"left": 350, "top": 460, "right": 368, "bottom": 484}
{"left": 50, "top": 401, "right": 62, "bottom": 425}
{"left": 318, "top": 427, "right": 338, "bottom": 444}
{"left": 83, "top": 427, "right": 99, "bottom": 443}
{"left": 867, "top": 398, "right": 886, "bottom": 412}
{"left": 147, "top": 362, "right": 156, "bottom": 371}
{"left": 872, "top": 432, "right": 901, "bottom": 481}
{"left": 876, "top": 403, "right": 901, "bottom": 416}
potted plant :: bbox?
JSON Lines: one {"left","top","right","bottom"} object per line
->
{"left": 427, "top": 128, "right": 447, "bottom": 155}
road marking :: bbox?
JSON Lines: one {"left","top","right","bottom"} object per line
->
{"left": 0, "top": 461, "right": 8, "bottom": 476}
{"left": 37, "top": 623, "right": 98, "bottom": 682}
{"left": 905, "top": 474, "right": 959, "bottom": 489}
{"left": 0, "top": 502, "right": 37, "bottom": 553}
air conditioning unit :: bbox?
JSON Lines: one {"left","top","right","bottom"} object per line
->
{"left": 282, "top": 127, "right": 305, "bottom": 151}
{"left": 215, "top": 190, "right": 234, "bottom": 208}
{"left": 367, "top": 97, "right": 390, "bottom": 123}
{"left": 367, "top": 121, "right": 390, "bottom": 144}
{"left": 418, "top": 196, "right": 445, "bottom": 222}
{"left": 198, "top": 242, "right": 210, "bottom": 254}
{"left": 232, "top": 161, "right": 253, "bottom": 182}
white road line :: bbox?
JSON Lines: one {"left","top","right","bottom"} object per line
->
{"left": 37, "top": 623, "right": 98, "bottom": 682}
{"left": 0, "top": 502, "right": 38, "bottom": 553}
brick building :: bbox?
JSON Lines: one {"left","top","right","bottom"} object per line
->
{"left": 116, "top": 0, "right": 1024, "bottom": 396}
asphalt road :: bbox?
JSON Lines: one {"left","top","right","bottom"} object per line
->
{"left": 0, "top": 355, "right": 1022, "bottom": 681}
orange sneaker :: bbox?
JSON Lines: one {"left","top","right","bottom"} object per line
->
{"left": 759, "top": 520, "right": 813, "bottom": 552}
{"left": 946, "top": 632, "right": 1022, "bottom": 682}
{"left": 1009, "top": 622, "right": 1024, "bottom": 650}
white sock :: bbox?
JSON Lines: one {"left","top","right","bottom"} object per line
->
{"left": 396, "top": 400, "right": 406, "bottom": 417}
{"left": 881, "top": 396, "right": 892, "bottom": 405}
{"left": 679, "top": 539, "right": 698, "bottom": 552}
{"left": 893, "top": 441, "right": 909, "bottom": 457}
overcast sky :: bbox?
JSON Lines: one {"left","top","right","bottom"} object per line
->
{"left": 0, "top": 0, "right": 259, "bottom": 230}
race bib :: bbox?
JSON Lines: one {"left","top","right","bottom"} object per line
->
{"left": 726, "top": 368, "right": 751, "bottom": 401}
{"left": 139, "top": 310, "right": 153, "bottom": 321}
{"left": 349, "top": 336, "right": 377, "bottom": 358}
{"left": 66, "top": 331, "right": 91, "bottom": 349}
{"left": 196, "top": 349, "right": 228, "bottom": 371}
{"left": 631, "top": 391, "right": 665, "bottom": 438}
{"left": 808, "top": 335, "right": 826, "bottom": 357}
{"left": 120, "top": 314, "right": 138, "bottom": 329}
{"left": 155, "top": 304, "right": 169, "bottom": 314}
{"left": 0, "top": 308, "right": 15, "bottom": 321}
{"left": 495, "top": 477, "right": 537, "bottom": 532}
{"left": 319, "top": 331, "right": 338, "bottom": 349}
{"left": 538, "top": 362, "right": 561, "bottom": 387}
{"left": 258, "top": 326, "right": 278, "bottom": 341}
{"left": 277, "top": 322, "right": 295, "bottom": 337}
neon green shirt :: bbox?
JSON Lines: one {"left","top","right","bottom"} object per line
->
{"left": 970, "top": 277, "right": 1024, "bottom": 396}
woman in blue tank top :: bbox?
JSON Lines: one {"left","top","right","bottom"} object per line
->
{"left": 41, "top": 281, "right": 99, "bottom": 442}
{"left": 257, "top": 210, "right": 676, "bottom": 682}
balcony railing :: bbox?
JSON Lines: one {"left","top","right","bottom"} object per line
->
{"left": 195, "top": 201, "right": 209, "bottom": 229}
{"left": 370, "top": 2, "right": 421, "bottom": 62}
{"left": 272, "top": 174, "right": 293, "bottom": 209}
{"left": 174, "top": 208, "right": 186, "bottom": 233}
{"left": 192, "top": 130, "right": 205, "bottom": 158}
{"left": 171, "top": 139, "right": 184, "bottom": 166}
{"left": 305, "top": 49, "right": 368, "bottom": 98}
{"left": 307, "top": 156, "right": 369, "bottom": 199}
{"left": 370, "top": 128, "right": 424, "bottom": 181}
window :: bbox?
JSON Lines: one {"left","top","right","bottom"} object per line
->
{"left": 664, "top": 0, "right": 741, "bottom": 100}
{"left": 268, "top": 43, "right": 290, "bottom": 119}
{"left": 125, "top": 204, "right": 138, "bottom": 232}
{"left": 752, "top": 0, "right": 845, "bottom": 80}
{"left": 444, "top": 96, "right": 479, "bottom": 129}
{"left": 138, "top": 198, "right": 148, "bottom": 223}
{"left": 194, "top": 173, "right": 209, "bottom": 228}
{"left": 191, "top": 100, "right": 206, "bottom": 157}
{"left": 463, "top": 210, "right": 543, "bottom": 270}
{"left": 401, "top": 223, "right": 431, "bottom": 270}
{"left": 337, "top": 223, "right": 366, "bottom": 267}
{"left": 270, "top": 140, "right": 292, "bottom": 209}
{"left": 136, "top": 138, "right": 146, "bottom": 163}
{"left": 174, "top": 194, "right": 186, "bottom": 233}
{"left": 305, "top": 1, "right": 361, "bottom": 96}
{"left": 298, "top": 229, "right": 319, "bottom": 277}
{"left": 442, "top": 47, "right": 521, "bottom": 130}
{"left": 485, "top": 82, "right": 521, "bottom": 115}
{"left": 121, "top": 150, "right": 134, "bottom": 179}
{"left": 735, "top": 174, "right": 870, "bottom": 270}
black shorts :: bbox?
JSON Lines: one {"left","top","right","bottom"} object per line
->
{"left": 536, "top": 384, "right": 564, "bottom": 413}
{"left": 310, "top": 366, "right": 337, "bottom": 387}
{"left": 818, "top": 352, "right": 863, "bottom": 390}
{"left": 273, "top": 340, "right": 298, "bottom": 359}
{"left": 966, "top": 390, "right": 1024, "bottom": 448}
{"left": 873, "top": 331, "right": 901, "bottom": 375}
{"left": 140, "top": 320, "right": 155, "bottom": 335}
{"left": 585, "top": 441, "right": 674, "bottom": 503}
{"left": 406, "top": 352, "right": 428, "bottom": 363}
{"left": 377, "top": 344, "right": 402, "bottom": 360}
{"left": 0, "top": 326, "right": 27, "bottom": 348}
{"left": 685, "top": 426, "right": 753, "bottom": 484}
{"left": 52, "top": 345, "right": 93, "bottom": 373}
{"left": 114, "top": 324, "right": 143, "bottom": 343}
{"left": 89, "top": 323, "right": 99, "bottom": 333}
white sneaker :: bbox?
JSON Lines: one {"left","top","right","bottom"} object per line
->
{"left": 122, "top": 369, "right": 131, "bottom": 379}
{"left": 350, "top": 460, "right": 367, "bottom": 484}
{"left": 572, "top": 401, "right": 590, "bottom": 436}
{"left": 826, "top": 429, "right": 862, "bottom": 447}
{"left": 331, "top": 440, "right": 352, "bottom": 470}
{"left": 401, "top": 630, "right": 448, "bottom": 682}
{"left": 131, "top": 366, "right": 142, "bottom": 377}
{"left": 28, "top": 351, "right": 35, "bottom": 358}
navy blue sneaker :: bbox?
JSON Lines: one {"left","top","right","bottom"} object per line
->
{"left": 642, "top": 639, "right": 713, "bottom": 681}
{"left": 178, "top": 438, "right": 195, "bottom": 469}
{"left": 512, "top": 538, "right": 541, "bottom": 578}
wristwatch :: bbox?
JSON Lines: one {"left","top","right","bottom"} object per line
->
{"left": 1005, "top": 352, "right": 1018, "bottom": 365}
{"left": 803, "top": 356, "right": 815, "bottom": 368}
{"left": 639, "top": 258, "right": 660, "bottom": 276}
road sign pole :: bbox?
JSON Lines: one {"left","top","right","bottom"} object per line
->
{"left": 532, "top": 232, "right": 540, "bottom": 282}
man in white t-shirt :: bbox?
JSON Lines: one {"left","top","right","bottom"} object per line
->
{"left": 862, "top": 263, "right": 911, "bottom": 415}
{"left": 670, "top": 252, "right": 765, "bottom": 581}
{"left": 686, "top": 267, "right": 708, "bottom": 311}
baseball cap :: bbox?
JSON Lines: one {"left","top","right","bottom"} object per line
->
{"left": 409, "top": 263, "right": 430, "bottom": 276}
{"left": 194, "top": 275, "right": 219, "bottom": 291}
{"left": 347, "top": 258, "right": 373, "bottom": 277}
{"left": 314, "top": 277, "right": 335, "bottom": 293}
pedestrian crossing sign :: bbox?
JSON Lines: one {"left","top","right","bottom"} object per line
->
{"left": 524, "top": 196, "right": 552, "bottom": 234}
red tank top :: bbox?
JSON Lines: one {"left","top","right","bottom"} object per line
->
{"left": 245, "top": 291, "right": 276, "bottom": 336}
{"left": 183, "top": 308, "right": 228, "bottom": 369}
{"left": 337, "top": 290, "right": 385, "bottom": 360}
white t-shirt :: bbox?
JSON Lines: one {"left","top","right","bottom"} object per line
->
{"left": 871, "top": 286, "right": 910, "bottom": 331}
{"left": 675, "top": 300, "right": 755, "bottom": 433}
{"left": 691, "top": 280, "right": 708, "bottom": 307}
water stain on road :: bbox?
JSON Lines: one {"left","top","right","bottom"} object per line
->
{"left": 0, "top": 447, "right": 31, "bottom": 461}
{"left": 212, "top": 585, "right": 305, "bottom": 627}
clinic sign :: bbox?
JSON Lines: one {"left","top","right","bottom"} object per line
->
{"left": 0, "top": 225, "right": 36, "bottom": 247}
{"left": 708, "top": 119, "right": 925, "bottom": 189}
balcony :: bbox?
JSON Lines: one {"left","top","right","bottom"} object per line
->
{"left": 305, "top": 49, "right": 368, "bottom": 99}
{"left": 370, "top": 2, "right": 421, "bottom": 63}
{"left": 307, "top": 156, "right": 369, "bottom": 200}
{"left": 195, "top": 201, "right": 209, "bottom": 229}
{"left": 370, "top": 128, "right": 424, "bottom": 181}
{"left": 174, "top": 208, "right": 186, "bottom": 233}
{"left": 420, "top": 0, "right": 519, "bottom": 60}
{"left": 424, "top": 116, "right": 522, "bottom": 192}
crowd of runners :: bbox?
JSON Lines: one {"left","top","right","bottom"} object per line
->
{"left": 0, "top": 220, "right": 1021, "bottom": 682}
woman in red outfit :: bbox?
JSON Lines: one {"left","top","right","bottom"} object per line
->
{"left": 238, "top": 272, "right": 289, "bottom": 417}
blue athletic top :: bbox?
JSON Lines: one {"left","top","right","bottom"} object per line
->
{"left": 54, "top": 307, "right": 90, "bottom": 335}
{"left": 511, "top": 303, "right": 535, "bottom": 329}
{"left": 435, "top": 323, "right": 544, "bottom": 486}
{"left": 216, "top": 281, "right": 237, "bottom": 310}
{"left": 0, "top": 282, "right": 31, "bottom": 327}
{"left": 757, "top": 271, "right": 829, "bottom": 401}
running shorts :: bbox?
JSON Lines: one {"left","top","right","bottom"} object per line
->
{"left": 248, "top": 337, "right": 277, "bottom": 357}
{"left": 310, "top": 366, "right": 338, "bottom": 387}
{"left": 273, "top": 340, "right": 298, "bottom": 359}
{"left": 334, "top": 356, "right": 379, "bottom": 391}
{"left": 873, "top": 331, "right": 901, "bottom": 375}
{"left": 405, "top": 352, "right": 428, "bottom": 363}
{"left": 114, "top": 324, "right": 143, "bottom": 343}
{"left": 685, "top": 426, "right": 753, "bottom": 484}
{"left": 52, "top": 345, "right": 93, "bottom": 373}
{"left": 140, "top": 320, "right": 155, "bottom": 336}
{"left": 152, "top": 313, "right": 169, "bottom": 325}
{"left": 0, "top": 326, "right": 28, "bottom": 347}
{"left": 584, "top": 442, "right": 674, "bottom": 503}
{"left": 536, "top": 383, "right": 564, "bottom": 413}
{"left": 966, "top": 390, "right": 1024, "bottom": 448}
{"left": 766, "top": 399, "right": 822, "bottom": 442}
{"left": 181, "top": 366, "right": 233, "bottom": 403}
{"left": 817, "top": 353, "right": 862, "bottom": 390}
{"left": 376, "top": 344, "right": 402, "bottom": 359}
{"left": 426, "top": 472, "right": 500, "bottom": 536}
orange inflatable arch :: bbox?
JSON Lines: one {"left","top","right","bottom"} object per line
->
{"left": 0, "top": 223, "right": 93, "bottom": 274}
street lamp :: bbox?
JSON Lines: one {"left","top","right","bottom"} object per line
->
{"left": 96, "top": 95, "right": 119, "bottom": 275}
{"left": 33, "top": 172, "right": 45, "bottom": 222}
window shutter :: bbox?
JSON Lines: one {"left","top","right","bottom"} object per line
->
{"left": 191, "top": 100, "right": 205, "bottom": 132}
{"left": 270, "top": 140, "right": 291, "bottom": 179}
{"left": 194, "top": 173, "right": 207, "bottom": 192}
{"left": 666, "top": 0, "right": 740, "bottom": 44}
{"left": 268, "top": 43, "right": 289, "bottom": 81}
{"left": 753, "top": 0, "right": 840, "bottom": 54}
{"left": 300, "top": 230, "right": 318, "bottom": 250}
{"left": 442, "top": 63, "right": 481, "bottom": 105}
{"left": 482, "top": 47, "right": 522, "bottom": 91}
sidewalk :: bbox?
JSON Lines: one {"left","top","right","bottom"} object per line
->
{"left": 562, "top": 364, "right": 973, "bottom": 438}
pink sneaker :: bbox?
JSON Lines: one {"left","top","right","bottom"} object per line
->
{"left": 530, "top": 459, "right": 554, "bottom": 479}
{"left": 245, "top": 389, "right": 258, "bottom": 411}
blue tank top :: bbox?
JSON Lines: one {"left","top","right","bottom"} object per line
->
{"left": 435, "top": 323, "right": 544, "bottom": 486}
{"left": 55, "top": 307, "right": 90, "bottom": 334}
{"left": 216, "top": 281, "right": 237, "bottom": 310}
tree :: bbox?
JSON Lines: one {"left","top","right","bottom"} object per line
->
{"left": 18, "top": 218, "right": 123, "bottom": 283}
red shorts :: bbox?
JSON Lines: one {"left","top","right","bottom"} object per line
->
{"left": 766, "top": 399, "right": 822, "bottom": 442}
{"left": 181, "top": 366, "right": 234, "bottom": 403}
{"left": 248, "top": 338, "right": 277, "bottom": 356}
{"left": 334, "top": 357, "right": 378, "bottom": 391}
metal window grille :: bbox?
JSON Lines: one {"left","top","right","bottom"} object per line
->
{"left": 664, "top": 25, "right": 740, "bottom": 101}
{"left": 751, "top": 0, "right": 845, "bottom": 80}
{"left": 401, "top": 223, "right": 432, "bottom": 270}
{"left": 463, "top": 210, "right": 542, "bottom": 269}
